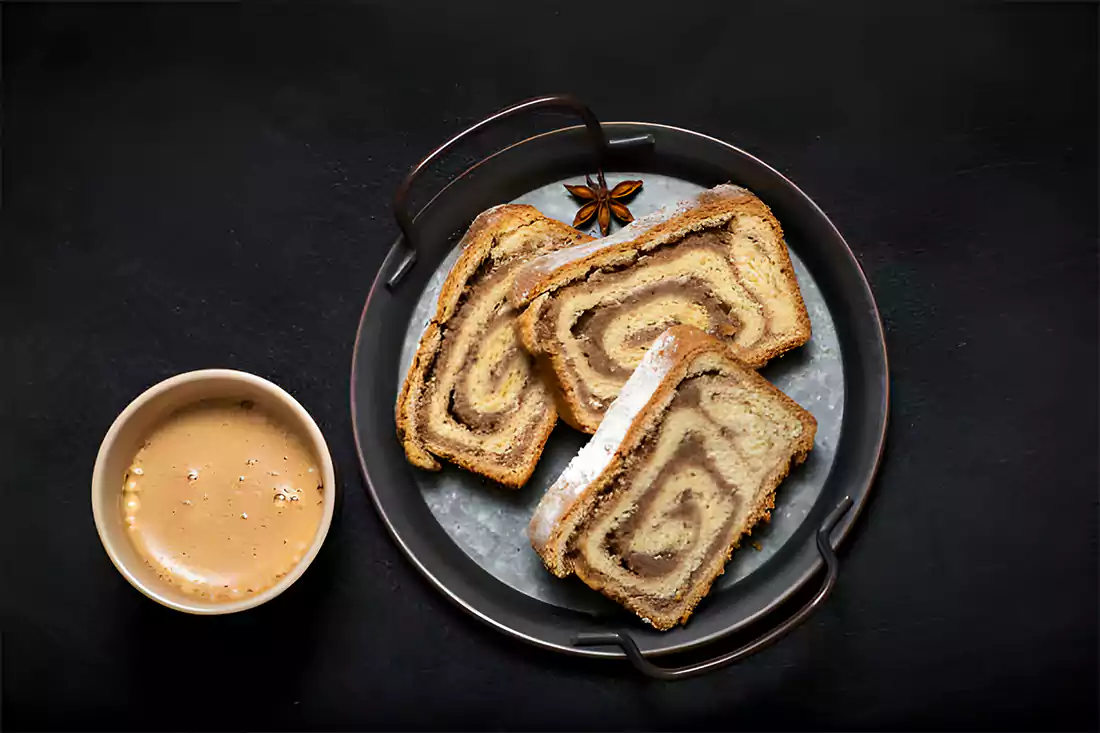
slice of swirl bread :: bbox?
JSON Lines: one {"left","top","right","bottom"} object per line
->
{"left": 396, "top": 205, "right": 593, "bottom": 487}
{"left": 510, "top": 185, "right": 811, "bottom": 434}
{"left": 528, "top": 325, "right": 816, "bottom": 629}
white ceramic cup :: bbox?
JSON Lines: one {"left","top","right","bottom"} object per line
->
{"left": 91, "top": 369, "right": 336, "bottom": 614}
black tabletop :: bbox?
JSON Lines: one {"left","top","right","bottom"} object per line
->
{"left": 3, "top": 3, "right": 1097, "bottom": 731}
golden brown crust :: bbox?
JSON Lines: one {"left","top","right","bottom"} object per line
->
{"left": 550, "top": 325, "right": 817, "bottom": 628}
{"left": 513, "top": 187, "right": 811, "bottom": 434}
{"left": 394, "top": 204, "right": 594, "bottom": 487}
{"left": 395, "top": 321, "right": 444, "bottom": 471}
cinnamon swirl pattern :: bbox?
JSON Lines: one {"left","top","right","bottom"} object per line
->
{"left": 528, "top": 326, "right": 816, "bottom": 629}
{"left": 396, "top": 205, "right": 592, "bottom": 488}
{"left": 513, "top": 185, "right": 811, "bottom": 433}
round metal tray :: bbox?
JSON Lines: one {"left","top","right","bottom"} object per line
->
{"left": 351, "top": 97, "right": 888, "bottom": 678}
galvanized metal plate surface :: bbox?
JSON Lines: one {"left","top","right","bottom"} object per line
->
{"left": 396, "top": 173, "right": 844, "bottom": 614}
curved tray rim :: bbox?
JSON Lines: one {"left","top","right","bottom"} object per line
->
{"left": 350, "top": 120, "right": 889, "bottom": 658}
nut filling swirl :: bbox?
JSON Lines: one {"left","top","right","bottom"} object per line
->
{"left": 515, "top": 188, "right": 812, "bottom": 435}
{"left": 526, "top": 326, "right": 817, "bottom": 630}
{"left": 396, "top": 206, "right": 592, "bottom": 487}
{"left": 571, "top": 374, "right": 805, "bottom": 615}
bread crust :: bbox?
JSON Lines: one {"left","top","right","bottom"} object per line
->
{"left": 511, "top": 185, "right": 812, "bottom": 434}
{"left": 530, "top": 325, "right": 817, "bottom": 627}
{"left": 394, "top": 205, "right": 593, "bottom": 487}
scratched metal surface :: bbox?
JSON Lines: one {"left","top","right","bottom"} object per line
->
{"left": 397, "top": 174, "right": 845, "bottom": 613}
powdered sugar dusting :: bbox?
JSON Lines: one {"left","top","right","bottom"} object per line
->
{"left": 528, "top": 329, "right": 683, "bottom": 547}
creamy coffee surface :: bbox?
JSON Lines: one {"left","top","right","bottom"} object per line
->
{"left": 121, "top": 399, "right": 324, "bottom": 602}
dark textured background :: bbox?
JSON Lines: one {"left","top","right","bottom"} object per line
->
{"left": 2, "top": 3, "right": 1098, "bottom": 731}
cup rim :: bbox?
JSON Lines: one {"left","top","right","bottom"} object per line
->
{"left": 91, "top": 369, "right": 337, "bottom": 614}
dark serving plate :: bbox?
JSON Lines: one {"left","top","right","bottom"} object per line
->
{"left": 351, "top": 96, "right": 888, "bottom": 679}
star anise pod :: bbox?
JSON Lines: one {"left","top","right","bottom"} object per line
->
{"left": 565, "top": 171, "right": 643, "bottom": 236}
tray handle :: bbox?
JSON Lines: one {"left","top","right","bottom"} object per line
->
{"left": 573, "top": 495, "right": 854, "bottom": 680}
{"left": 387, "top": 94, "right": 610, "bottom": 288}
